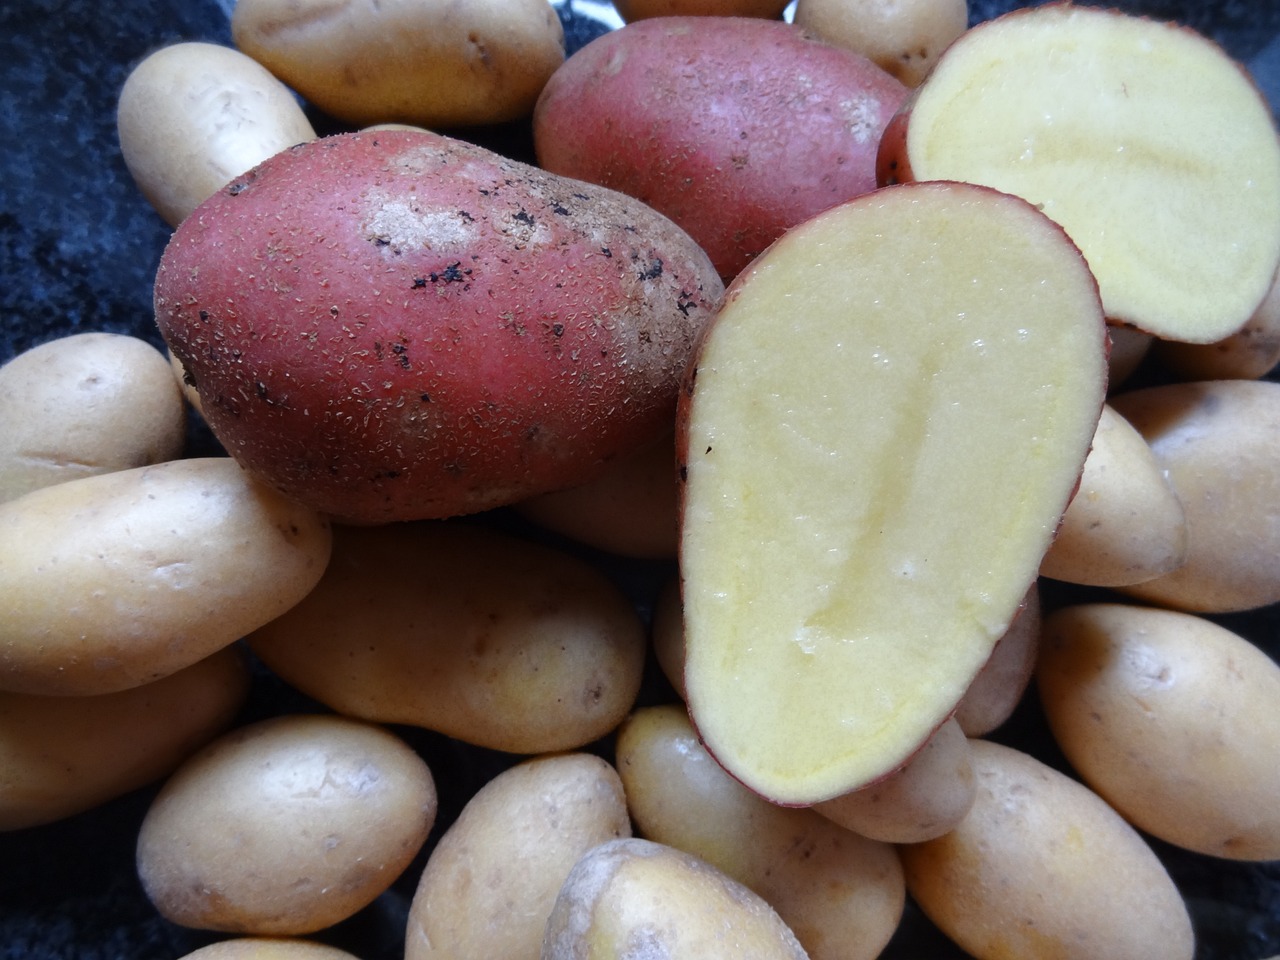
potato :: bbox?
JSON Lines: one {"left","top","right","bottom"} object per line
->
{"left": 0, "top": 332, "right": 186, "bottom": 503}
{"left": 1039, "top": 603, "right": 1280, "bottom": 861}
{"left": 613, "top": 0, "right": 791, "bottom": 20}
{"left": 792, "top": 0, "right": 969, "bottom": 87}
{"left": 231, "top": 0, "right": 565, "bottom": 127}
{"left": 1156, "top": 263, "right": 1280, "bottom": 380}
{"left": 176, "top": 939, "right": 362, "bottom": 960}
{"left": 899, "top": 739, "right": 1194, "bottom": 960}
{"left": 542, "top": 837, "right": 809, "bottom": 960}
{"left": 137, "top": 713, "right": 437, "bottom": 935}
{"left": 514, "top": 428, "right": 679, "bottom": 559}
{"left": 533, "top": 16, "right": 908, "bottom": 280}
{"left": 1106, "top": 323, "right": 1154, "bottom": 388}
{"left": 813, "top": 717, "right": 974, "bottom": 844}
{"left": 951, "top": 583, "right": 1040, "bottom": 737}
{"left": 615, "top": 704, "right": 905, "bottom": 960}
{"left": 0, "top": 645, "right": 249, "bottom": 831}
{"left": 117, "top": 41, "right": 317, "bottom": 227}
{"left": 1039, "top": 403, "right": 1188, "bottom": 587}
{"left": 248, "top": 520, "right": 646, "bottom": 754}
{"left": 0, "top": 457, "right": 331, "bottom": 696}
{"left": 154, "top": 128, "right": 723, "bottom": 524}
{"left": 651, "top": 575, "right": 687, "bottom": 698}
{"left": 405, "top": 753, "right": 631, "bottom": 960}
{"left": 1111, "top": 378, "right": 1280, "bottom": 612}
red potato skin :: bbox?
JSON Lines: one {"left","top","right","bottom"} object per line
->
{"left": 533, "top": 16, "right": 909, "bottom": 282}
{"left": 154, "top": 130, "right": 723, "bottom": 524}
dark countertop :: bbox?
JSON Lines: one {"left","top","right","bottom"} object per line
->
{"left": 2, "top": 2, "right": 1279, "bottom": 958}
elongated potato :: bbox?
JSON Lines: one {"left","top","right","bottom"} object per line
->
{"left": 137, "top": 713, "right": 437, "bottom": 935}
{"left": 406, "top": 753, "right": 631, "bottom": 960}
{"left": 0, "top": 458, "right": 331, "bottom": 696}
{"left": 1039, "top": 603, "right": 1280, "bottom": 861}
{"left": 0, "top": 646, "right": 249, "bottom": 831}
{"left": 0, "top": 332, "right": 186, "bottom": 503}
{"left": 615, "top": 704, "right": 904, "bottom": 960}
{"left": 248, "top": 520, "right": 646, "bottom": 754}
{"left": 1039, "top": 403, "right": 1187, "bottom": 587}
{"left": 117, "top": 41, "right": 317, "bottom": 226}
{"left": 542, "top": 838, "right": 809, "bottom": 960}
{"left": 900, "top": 739, "right": 1194, "bottom": 960}
{"left": 1111, "top": 379, "right": 1280, "bottom": 612}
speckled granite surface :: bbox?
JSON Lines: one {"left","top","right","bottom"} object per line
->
{"left": 2, "top": 2, "right": 1279, "bottom": 958}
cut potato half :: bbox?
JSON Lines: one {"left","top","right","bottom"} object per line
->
{"left": 677, "top": 180, "right": 1107, "bottom": 805}
{"left": 877, "top": 2, "right": 1280, "bottom": 343}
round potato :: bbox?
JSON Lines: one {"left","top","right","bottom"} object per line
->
{"left": 616, "top": 704, "right": 905, "bottom": 960}
{"left": 231, "top": 0, "right": 565, "bottom": 127}
{"left": 900, "top": 739, "right": 1194, "bottom": 960}
{"left": 1039, "top": 603, "right": 1280, "bottom": 861}
{"left": 1039, "top": 403, "right": 1187, "bottom": 588}
{"left": 0, "top": 458, "right": 331, "bottom": 696}
{"left": 137, "top": 713, "right": 437, "bottom": 935}
{"left": 248, "top": 520, "right": 646, "bottom": 754}
{"left": 176, "top": 939, "right": 362, "bottom": 960}
{"left": 542, "top": 837, "right": 809, "bottom": 960}
{"left": 117, "top": 41, "right": 317, "bottom": 226}
{"left": 1111, "top": 378, "right": 1280, "bottom": 612}
{"left": 0, "top": 646, "right": 249, "bottom": 831}
{"left": 0, "top": 332, "right": 186, "bottom": 503}
{"left": 405, "top": 753, "right": 631, "bottom": 960}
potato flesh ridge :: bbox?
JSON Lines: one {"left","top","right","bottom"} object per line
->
{"left": 680, "top": 183, "right": 1106, "bottom": 805}
{"left": 895, "top": 5, "right": 1280, "bottom": 342}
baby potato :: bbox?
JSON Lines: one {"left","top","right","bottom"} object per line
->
{"left": 0, "top": 332, "right": 186, "bottom": 503}
{"left": 542, "top": 837, "right": 809, "bottom": 960}
{"left": 137, "top": 713, "right": 437, "bottom": 935}
{"left": 951, "top": 583, "right": 1040, "bottom": 737}
{"left": 813, "top": 717, "right": 975, "bottom": 844}
{"left": 0, "top": 458, "right": 331, "bottom": 696}
{"left": 175, "top": 939, "right": 362, "bottom": 960}
{"left": 1039, "top": 603, "right": 1280, "bottom": 861}
{"left": 231, "top": 0, "right": 565, "bottom": 127}
{"left": 248, "top": 520, "right": 646, "bottom": 754}
{"left": 1111, "top": 378, "right": 1280, "bottom": 612}
{"left": 0, "top": 645, "right": 249, "bottom": 831}
{"left": 615, "top": 704, "right": 905, "bottom": 960}
{"left": 899, "top": 739, "right": 1194, "bottom": 960}
{"left": 793, "top": 0, "right": 969, "bottom": 86}
{"left": 1040, "top": 404, "right": 1188, "bottom": 588}
{"left": 405, "top": 753, "right": 631, "bottom": 960}
{"left": 117, "top": 41, "right": 316, "bottom": 226}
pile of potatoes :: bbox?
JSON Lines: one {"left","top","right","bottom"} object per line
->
{"left": 3, "top": 1, "right": 1280, "bottom": 959}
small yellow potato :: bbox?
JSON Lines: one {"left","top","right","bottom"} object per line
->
{"left": 0, "top": 332, "right": 186, "bottom": 503}
{"left": 405, "top": 753, "right": 631, "bottom": 960}
{"left": 793, "top": 0, "right": 969, "bottom": 87}
{"left": 542, "top": 837, "right": 809, "bottom": 960}
{"left": 1156, "top": 264, "right": 1280, "bottom": 380}
{"left": 951, "top": 584, "right": 1040, "bottom": 737}
{"left": 615, "top": 704, "right": 904, "bottom": 960}
{"left": 514, "top": 430, "right": 679, "bottom": 559}
{"left": 231, "top": 0, "right": 565, "bottom": 128}
{"left": 1040, "top": 404, "right": 1188, "bottom": 587}
{"left": 1039, "top": 603, "right": 1280, "bottom": 861}
{"left": 814, "top": 717, "right": 974, "bottom": 844}
{"left": 248, "top": 521, "right": 646, "bottom": 754}
{"left": 613, "top": 0, "right": 791, "bottom": 21}
{"left": 1111, "top": 378, "right": 1280, "bottom": 612}
{"left": 117, "top": 41, "right": 316, "bottom": 226}
{"left": 0, "top": 645, "right": 249, "bottom": 831}
{"left": 0, "top": 458, "right": 331, "bottom": 696}
{"left": 1105, "top": 323, "right": 1154, "bottom": 389}
{"left": 175, "top": 939, "right": 363, "bottom": 960}
{"left": 137, "top": 713, "right": 437, "bottom": 935}
{"left": 899, "top": 739, "right": 1194, "bottom": 960}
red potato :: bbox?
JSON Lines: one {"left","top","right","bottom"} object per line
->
{"left": 154, "top": 129, "right": 724, "bottom": 524}
{"left": 533, "top": 16, "right": 908, "bottom": 281}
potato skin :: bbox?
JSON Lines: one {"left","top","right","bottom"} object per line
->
{"left": 533, "top": 16, "right": 908, "bottom": 281}
{"left": 155, "top": 129, "right": 723, "bottom": 524}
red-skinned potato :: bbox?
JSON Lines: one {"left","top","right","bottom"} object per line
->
{"left": 154, "top": 129, "right": 723, "bottom": 525}
{"left": 533, "top": 16, "right": 908, "bottom": 281}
